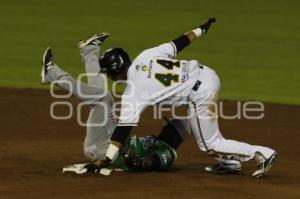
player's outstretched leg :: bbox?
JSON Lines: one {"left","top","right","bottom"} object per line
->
{"left": 40, "top": 47, "right": 107, "bottom": 104}
{"left": 77, "top": 32, "right": 110, "bottom": 49}
{"left": 77, "top": 32, "right": 110, "bottom": 85}
{"left": 189, "top": 67, "right": 277, "bottom": 178}
{"left": 190, "top": 101, "right": 277, "bottom": 178}
{"left": 41, "top": 47, "right": 114, "bottom": 161}
{"left": 76, "top": 33, "right": 116, "bottom": 161}
{"left": 191, "top": 105, "right": 277, "bottom": 178}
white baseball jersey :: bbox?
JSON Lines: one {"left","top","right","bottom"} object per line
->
{"left": 118, "top": 42, "right": 202, "bottom": 126}
{"left": 117, "top": 41, "right": 276, "bottom": 164}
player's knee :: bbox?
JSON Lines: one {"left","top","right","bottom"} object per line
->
{"left": 197, "top": 135, "right": 224, "bottom": 153}
{"left": 206, "top": 136, "right": 223, "bottom": 150}
{"left": 195, "top": 135, "right": 219, "bottom": 151}
{"left": 195, "top": 139, "right": 208, "bottom": 151}
{"left": 83, "top": 144, "right": 106, "bottom": 161}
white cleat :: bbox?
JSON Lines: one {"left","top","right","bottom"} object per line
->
{"left": 63, "top": 163, "right": 89, "bottom": 174}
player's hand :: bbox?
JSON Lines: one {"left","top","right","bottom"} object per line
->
{"left": 199, "top": 17, "right": 216, "bottom": 34}
{"left": 84, "top": 161, "right": 101, "bottom": 173}
{"left": 84, "top": 157, "right": 111, "bottom": 173}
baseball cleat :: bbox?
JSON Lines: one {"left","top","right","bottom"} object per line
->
{"left": 63, "top": 163, "right": 89, "bottom": 174}
{"left": 252, "top": 152, "right": 277, "bottom": 178}
{"left": 41, "top": 47, "right": 54, "bottom": 84}
{"left": 77, "top": 32, "right": 110, "bottom": 48}
{"left": 205, "top": 162, "right": 241, "bottom": 174}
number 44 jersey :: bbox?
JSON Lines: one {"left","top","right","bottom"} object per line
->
{"left": 118, "top": 42, "right": 203, "bottom": 126}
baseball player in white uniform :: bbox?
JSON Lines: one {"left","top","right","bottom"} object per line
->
{"left": 89, "top": 18, "right": 277, "bottom": 178}
{"left": 40, "top": 34, "right": 190, "bottom": 173}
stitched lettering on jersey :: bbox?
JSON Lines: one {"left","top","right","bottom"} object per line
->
{"left": 147, "top": 61, "right": 153, "bottom": 78}
{"left": 181, "top": 61, "right": 189, "bottom": 83}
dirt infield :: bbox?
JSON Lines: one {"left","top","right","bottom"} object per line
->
{"left": 0, "top": 88, "right": 299, "bottom": 199}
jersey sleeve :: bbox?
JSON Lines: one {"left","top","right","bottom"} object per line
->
{"left": 142, "top": 42, "right": 177, "bottom": 59}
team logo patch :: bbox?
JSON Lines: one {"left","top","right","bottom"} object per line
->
{"left": 142, "top": 65, "right": 149, "bottom": 71}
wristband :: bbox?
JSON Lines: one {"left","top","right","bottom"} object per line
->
{"left": 106, "top": 143, "right": 120, "bottom": 160}
{"left": 192, "top": 28, "right": 203, "bottom": 37}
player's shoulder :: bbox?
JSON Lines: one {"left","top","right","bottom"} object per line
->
{"left": 135, "top": 48, "right": 155, "bottom": 62}
{"left": 128, "top": 49, "right": 154, "bottom": 75}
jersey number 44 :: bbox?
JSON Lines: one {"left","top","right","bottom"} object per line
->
{"left": 154, "top": 59, "right": 181, "bottom": 87}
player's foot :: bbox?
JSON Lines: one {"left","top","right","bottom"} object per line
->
{"left": 41, "top": 47, "right": 54, "bottom": 84}
{"left": 77, "top": 32, "right": 110, "bottom": 48}
{"left": 252, "top": 152, "right": 277, "bottom": 178}
{"left": 205, "top": 162, "right": 241, "bottom": 174}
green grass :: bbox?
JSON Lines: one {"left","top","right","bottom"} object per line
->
{"left": 0, "top": 0, "right": 299, "bottom": 104}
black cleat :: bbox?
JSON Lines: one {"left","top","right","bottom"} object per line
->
{"left": 77, "top": 32, "right": 110, "bottom": 48}
{"left": 41, "top": 47, "right": 54, "bottom": 84}
{"left": 205, "top": 162, "right": 241, "bottom": 174}
{"left": 252, "top": 152, "right": 277, "bottom": 178}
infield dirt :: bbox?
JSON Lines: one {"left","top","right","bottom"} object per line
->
{"left": 0, "top": 88, "right": 299, "bottom": 199}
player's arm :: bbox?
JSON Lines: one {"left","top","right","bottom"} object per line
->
{"left": 171, "top": 17, "right": 216, "bottom": 53}
{"left": 105, "top": 125, "right": 133, "bottom": 159}
{"left": 86, "top": 97, "right": 143, "bottom": 171}
{"left": 84, "top": 126, "right": 133, "bottom": 173}
{"left": 144, "top": 18, "right": 216, "bottom": 59}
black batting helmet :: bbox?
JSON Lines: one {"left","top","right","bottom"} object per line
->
{"left": 99, "top": 48, "right": 131, "bottom": 76}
